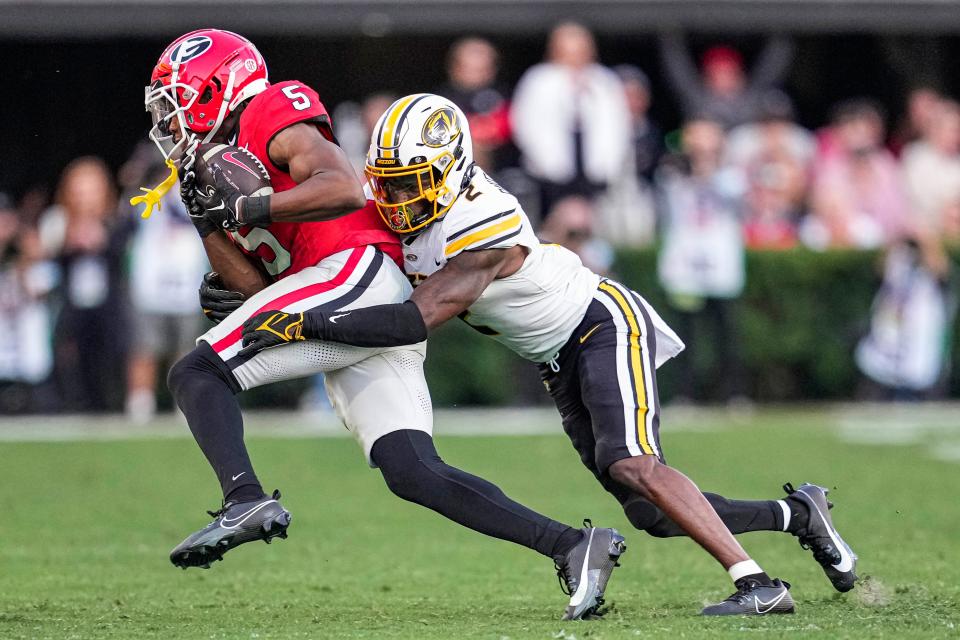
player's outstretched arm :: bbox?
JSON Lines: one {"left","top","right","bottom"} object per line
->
{"left": 265, "top": 122, "right": 366, "bottom": 222}
{"left": 238, "top": 247, "right": 524, "bottom": 354}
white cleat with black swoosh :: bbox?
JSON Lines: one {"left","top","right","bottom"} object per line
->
{"left": 169, "top": 489, "right": 291, "bottom": 569}
{"left": 784, "top": 482, "right": 859, "bottom": 592}
{"left": 554, "top": 520, "right": 627, "bottom": 620}
{"left": 701, "top": 577, "right": 795, "bottom": 616}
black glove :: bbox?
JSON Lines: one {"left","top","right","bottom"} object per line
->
{"left": 199, "top": 271, "right": 245, "bottom": 324}
{"left": 194, "top": 165, "right": 246, "bottom": 231}
{"left": 239, "top": 310, "right": 305, "bottom": 356}
{"left": 180, "top": 169, "right": 219, "bottom": 238}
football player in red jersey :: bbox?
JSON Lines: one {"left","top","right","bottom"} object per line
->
{"left": 142, "top": 29, "right": 620, "bottom": 619}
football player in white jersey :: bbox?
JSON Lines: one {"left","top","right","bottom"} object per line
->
{"left": 241, "top": 94, "right": 859, "bottom": 614}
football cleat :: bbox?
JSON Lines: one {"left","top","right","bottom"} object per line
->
{"left": 170, "top": 489, "right": 291, "bottom": 569}
{"left": 554, "top": 520, "right": 627, "bottom": 620}
{"left": 784, "top": 482, "right": 858, "bottom": 592}
{"left": 701, "top": 577, "right": 795, "bottom": 616}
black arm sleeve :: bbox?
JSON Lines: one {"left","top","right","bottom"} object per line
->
{"left": 302, "top": 300, "right": 428, "bottom": 347}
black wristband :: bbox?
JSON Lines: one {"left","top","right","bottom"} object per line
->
{"left": 303, "top": 300, "right": 427, "bottom": 347}
{"left": 241, "top": 194, "right": 272, "bottom": 227}
{"left": 191, "top": 214, "right": 220, "bottom": 238}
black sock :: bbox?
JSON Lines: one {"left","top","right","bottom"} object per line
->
{"left": 167, "top": 343, "right": 265, "bottom": 503}
{"left": 737, "top": 571, "right": 774, "bottom": 588}
{"left": 372, "top": 430, "right": 581, "bottom": 559}
{"left": 623, "top": 492, "right": 783, "bottom": 537}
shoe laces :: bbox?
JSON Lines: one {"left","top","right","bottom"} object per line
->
{"left": 206, "top": 501, "right": 232, "bottom": 519}
{"left": 727, "top": 578, "right": 789, "bottom": 604}
{"left": 205, "top": 489, "right": 281, "bottom": 519}
{"left": 553, "top": 518, "right": 594, "bottom": 597}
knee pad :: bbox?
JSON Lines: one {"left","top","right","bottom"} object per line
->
{"left": 622, "top": 496, "right": 669, "bottom": 536}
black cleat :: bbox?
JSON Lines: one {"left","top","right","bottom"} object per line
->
{"left": 701, "top": 577, "right": 795, "bottom": 616}
{"left": 784, "top": 482, "right": 858, "bottom": 592}
{"left": 170, "top": 489, "right": 291, "bottom": 569}
{"left": 554, "top": 520, "right": 627, "bottom": 620}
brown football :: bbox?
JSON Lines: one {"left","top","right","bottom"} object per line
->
{"left": 194, "top": 143, "right": 273, "bottom": 198}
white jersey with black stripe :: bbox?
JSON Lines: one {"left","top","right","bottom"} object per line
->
{"left": 402, "top": 168, "right": 600, "bottom": 362}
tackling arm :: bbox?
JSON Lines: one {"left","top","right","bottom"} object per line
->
{"left": 239, "top": 247, "right": 526, "bottom": 353}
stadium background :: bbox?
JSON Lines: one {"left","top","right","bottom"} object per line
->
{"left": 5, "top": 0, "right": 960, "bottom": 409}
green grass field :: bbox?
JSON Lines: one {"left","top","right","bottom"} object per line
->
{"left": 1, "top": 407, "right": 958, "bottom": 639}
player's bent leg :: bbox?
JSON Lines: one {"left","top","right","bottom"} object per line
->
{"left": 372, "top": 429, "right": 583, "bottom": 558}
{"left": 167, "top": 344, "right": 291, "bottom": 569}
{"left": 340, "top": 349, "right": 625, "bottom": 621}
{"left": 373, "top": 431, "right": 626, "bottom": 621}
{"left": 620, "top": 492, "right": 788, "bottom": 538}
{"left": 579, "top": 280, "right": 791, "bottom": 613}
{"left": 168, "top": 344, "right": 264, "bottom": 502}
{"left": 608, "top": 456, "right": 751, "bottom": 568}
{"left": 167, "top": 247, "right": 396, "bottom": 569}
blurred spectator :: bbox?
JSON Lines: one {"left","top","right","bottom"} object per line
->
{"left": 594, "top": 65, "right": 661, "bottom": 247}
{"left": 511, "top": 22, "right": 631, "bottom": 217}
{"left": 726, "top": 91, "right": 814, "bottom": 249}
{"left": 538, "top": 196, "right": 613, "bottom": 275}
{"left": 889, "top": 85, "right": 942, "bottom": 156}
{"left": 805, "top": 99, "right": 908, "bottom": 249}
{"left": 856, "top": 236, "right": 955, "bottom": 400}
{"left": 333, "top": 93, "right": 397, "bottom": 175}
{"left": 42, "top": 157, "right": 132, "bottom": 413}
{"left": 659, "top": 32, "right": 795, "bottom": 130}
{"left": 123, "top": 156, "right": 209, "bottom": 423}
{"left": 0, "top": 193, "right": 56, "bottom": 413}
{"left": 437, "top": 37, "right": 513, "bottom": 173}
{"left": 655, "top": 117, "right": 746, "bottom": 401}
{"left": 902, "top": 99, "right": 960, "bottom": 238}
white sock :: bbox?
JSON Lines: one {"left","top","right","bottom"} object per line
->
{"left": 777, "top": 500, "right": 791, "bottom": 532}
{"left": 728, "top": 559, "right": 764, "bottom": 583}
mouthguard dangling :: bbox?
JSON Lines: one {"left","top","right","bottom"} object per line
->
{"left": 130, "top": 158, "right": 179, "bottom": 219}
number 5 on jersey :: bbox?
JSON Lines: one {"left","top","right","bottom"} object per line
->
{"left": 282, "top": 85, "right": 311, "bottom": 111}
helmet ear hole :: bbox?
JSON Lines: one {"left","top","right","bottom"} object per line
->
{"left": 198, "top": 87, "right": 214, "bottom": 105}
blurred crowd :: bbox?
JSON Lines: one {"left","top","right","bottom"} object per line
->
{"left": 2, "top": 23, "right": 957, "bottom": 415}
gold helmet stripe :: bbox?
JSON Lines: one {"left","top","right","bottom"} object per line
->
{"left": 378, "top": 93, "right": 429, "bottom": 159}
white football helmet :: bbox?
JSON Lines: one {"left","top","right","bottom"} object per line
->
{"left": 365, "top": 93, "right": 473, "bottom": 234}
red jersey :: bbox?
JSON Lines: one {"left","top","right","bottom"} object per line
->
{"left": 229, "top": 80, "right": 400, "bottom": 279}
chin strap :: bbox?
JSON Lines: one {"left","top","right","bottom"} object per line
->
{"left": 130, "top": 158, "right": 179, "bottom": 219}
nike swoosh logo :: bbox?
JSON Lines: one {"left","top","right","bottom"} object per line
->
{"left": 798, "top": 486, "right": 856, "bottom": 572}
{"left": 222, "top": 152, "right": 262, "bottom": 179}
{"left": 328, "top": 312, "right": 350, "bottom": 324}
{"left": 754, "top": 589, "right": 788, "bottom": 614}
{"left": 434, "top": 259, "right": 443, "bottom": 266}
{"left": 208, "top": 202, "right": 225, "bottom": 211}
{"left": 567, "top": 528, "right": 596, "bottom": 608}
{"left": 579, "top": 323, "right": 604, "bottom": 344}
{"left": 220, "top": 500, "right": 277, "bottom": 529}
{"left": 231, "top": 472, "right": 246, "bottom": 481}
